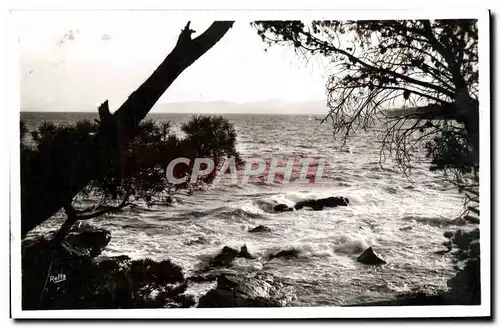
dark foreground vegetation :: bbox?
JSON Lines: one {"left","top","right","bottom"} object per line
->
{"left": 21, "top": 115, "right": 240, "bottom": 242}
{"left": 23, "top": 223, "right": 193, "bottom": 309}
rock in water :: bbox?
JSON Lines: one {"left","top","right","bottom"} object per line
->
{"left": 198, "top": 273, "right": 283, "bottom": 308}
{"left": 239, "top": 245, "right": 255, "bottom": 259}
{"left": 293, "top": 203, "right": 304, "bottom": 210}
{"left": 294, "top": 199, "right": 316, "bottom": 210}
{"left": 443, "top": 231, "right": 454, "bottom": 239}
{"left": 273, "top": 204, "right": 293, "bottom": 212}
{"left": 319, "top": 196, "right": 349, "bottom": 207}
{"left": 449, "top": 229, "right": 480, "bottom": 250}
{"left": 249, "top": 225, "right": 272, "bottom": 233}
{"left": 270, "top": 249, "right": 300, "bottom": 260}
{"left": 186, "top": 274, "right": 218, "bottom": 283}
{"left": 65, "top": 224, "right": 111, "bottom": 258}
{"left": 311, "top": 204, "right": 324, "bottom": 211}
{"left": 209, "top": 246, "right": 240, "bottom": 267}
{"left": 294, "top": 196, "right": 349, "bottom": 211}
{"left": 357, "top": 247, "right": 387, "bottom": 265}
{"left": 207, "top": 245, "right": 257, "bottom": 268}
{"left": 22, "top": 223, "right": 111, "bottom": 268}
{"left": 130, "top": 258, "right": 184, "bottom": 284}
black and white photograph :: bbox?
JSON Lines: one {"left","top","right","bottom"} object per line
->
{"left": 7, "top": 5, "right": 491, "bottom": 320}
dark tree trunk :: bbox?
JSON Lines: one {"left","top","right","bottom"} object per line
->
{"left": 21, "top": 21, "right": 234, "bottom": 238}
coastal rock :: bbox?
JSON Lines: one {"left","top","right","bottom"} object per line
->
{"left": 254, "top": 199, "right": 279, "bottom": 213}
{"left": 65, "top": 223, "right": 112, "bottom": 258}
{"left": 293, "top": 199, "right": 316, "bottom": 210}
{"left": 249, "top": 225, "right": 272, "bottom": 233}
{"left": 186, "top": 273, "right": 218, "bottom": 283}
{"left": 464, "top": 215, "right": 480, "bottom": 224}
{"left": 356, "top": 247, "right": 387, "bottom": 265}
{"left": 449, "top": 229, "right": 479, "bottom": 251}
{"left": 317, "top": 196, "right": 350, "bottom": 207}
{"left": 209, "top": 246, "right": 240, "bottom": 267}
{"left": 443, "top": 231, "right": 454, "bottom": 239}
{"left": 23, "top": 252, "right": 188, "bottom": 309}
{"left": 273, "top": 204, "right": 293, "bottom": 212}
{"left": 293, "top": 203, "right": 304, "bottom": 210}
{"left": 352, "top": 228, "right": 481, "bottom": 306}
{"left": 239, "top": 245, "right": 256, "bottom": 259}
{"left": 270, "top": 248, "right": 300, "bottom": 260}
{"left": 294, "top": 196, "right": 349, "bottom": 211}
{"left": 311, "top": 204, "right": 324, "bottom": 211}
{"left": 21, "top": 223, "right": 111, "bottom": 272}
{"left": 208, "top": 245, "right": 256, "bottom": 267}
{"left": 22, "top": 225, "right": 189, "bottom": 310}
{"left": 197, "top": 273, "right": 283, "bottom": 308}
{"left": 442, "top": 240, "right": 452, "bottom": 248}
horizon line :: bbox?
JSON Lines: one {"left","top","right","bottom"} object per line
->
{"left": 20, "top": 110, "right": 328, "bottom": 116}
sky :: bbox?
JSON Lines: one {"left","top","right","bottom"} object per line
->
{"left": 15, "top": 11, "right": 332, "bottom": 113}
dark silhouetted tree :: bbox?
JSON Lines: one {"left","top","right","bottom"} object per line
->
{"left": 253, "top": 19, "right": 479, "bottom": 215}
{"left": 21, "top": 21, "right": 234, "bottom": 237}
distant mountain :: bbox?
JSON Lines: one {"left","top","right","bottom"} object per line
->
{"left": 151, "top": 100, "right": 329, "bottom": 115}
{"left": 385, "top": 104, "right": 455, "bottom": 120}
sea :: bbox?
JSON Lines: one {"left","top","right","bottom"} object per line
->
{"left": 20, "top": 111, "right": 471, "bottom": 306}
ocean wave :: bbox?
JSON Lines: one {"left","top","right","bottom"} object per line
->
{"left": 217, "top": 208, "right": 269, "bottom": 221}
{"left": 252, "top": 236, "right": 375, "bottom": 262}
{"left": 252, "top": 199, "right": 278, "bottom": 213}
{"left": 333, "top": 237, "right": 371, "bottom": 254}
{"left": 259, "top": 239, "right": 368, "bottom": 261}
{"left": 26, "top": 112, "right": 466, "bottom": 307}
{"left": 401, "top": 215, "right": 465, "bottom": 227}
{"left": 169, "top": 206, "right": 269, "bottom": 221}
{"left": 260, "top": 245, "right": 329, "bottom": 261}
{"left": 166, "top": 207, "right": 227, "bottom": 220}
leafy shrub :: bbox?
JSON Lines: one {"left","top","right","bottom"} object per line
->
{"left": 20, "top": 115, "right": 241, "bottom": 212}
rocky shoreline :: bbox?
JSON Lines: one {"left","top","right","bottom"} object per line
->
{"left": 22, "top": 224, "right": 194, "bottom": 309}
{"left": 22, "top": 223, "right": 293, "bottom": 309}
{"left": 22, "top": 210, "right": 480, "bottom": 309}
